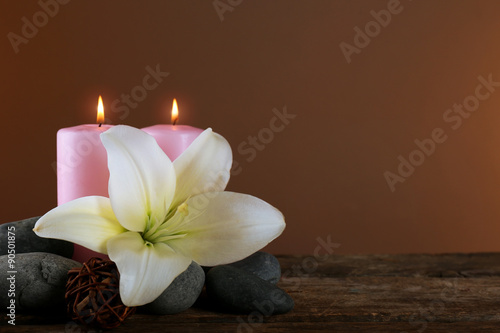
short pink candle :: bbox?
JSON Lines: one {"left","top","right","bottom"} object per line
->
{"left": 142, "top": 99, "right": 203, "bottom": 160}
{"left": 141, "top": 125, "right": 203, "bottom": 161}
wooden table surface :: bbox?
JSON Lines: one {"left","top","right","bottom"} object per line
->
{"left": 3, "top": 253, "right": 500, "bottom": 332}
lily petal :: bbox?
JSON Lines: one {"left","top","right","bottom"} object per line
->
{"left": 33, "top": 196, "right": 126, "bottom": 254}
{"left": 167, "top": 191, "right": 285, "bottom": 266}
{"left": 101, "top": 125, "right": 176, "bottom": 232}
{"left": 171, "top": 128, "right": 232, "bottom": 209}
{"left": 107, "top": 231, "right": 192, "bottom": 306}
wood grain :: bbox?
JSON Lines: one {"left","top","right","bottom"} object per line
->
{"left": 2, "top": 253, "right": 500, "bottom": 332}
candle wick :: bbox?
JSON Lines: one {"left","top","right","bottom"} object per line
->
{"left": 172, "top": 119, "right": 178, "bottom": 126}
{"left": 99, "top": 123, "right": 102, "bottom": 128}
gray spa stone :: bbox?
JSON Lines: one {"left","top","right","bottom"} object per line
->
{"left": 203, "top": 252, "right": 281, "bottom": 284}
{"left": 0, "top": 216, "right": 74, "bottom": 258}
{"left": 142, "top": 261, "right": 205, "bottom": 315}
{"left": 205, "top": 266, "right": 294, "bottom": 315}
{"left": 227, "top": 252, "right": 281, "bottom": 284}
{"left": 0, "top": 252, "right": 81, "bottom": 312}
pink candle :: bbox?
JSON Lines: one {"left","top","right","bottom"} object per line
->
{"left": 141, "top": 125, "right": 203, "bottom": 160}
{"left": 57, "top": 96, "right": 112, "bottom": 262}
{"left": 57, "top": 124, "right": 112, "bottom": 205}
{"left": 142, "top": 99, "right": 203, "bottom": 160}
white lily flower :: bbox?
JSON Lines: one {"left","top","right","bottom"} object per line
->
{"left": 34, "top": 125, "right": 285, "bottom": 306}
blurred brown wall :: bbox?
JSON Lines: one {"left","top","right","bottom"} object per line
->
{"left": 2, "top": 0, "right": 500, "bottom": 255}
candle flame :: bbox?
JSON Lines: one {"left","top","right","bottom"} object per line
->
{"left": 97, "top": 95, "right": 104, "bottom": 126}
{"left": 171, "top": 98, "right": 179, "bottom": 125}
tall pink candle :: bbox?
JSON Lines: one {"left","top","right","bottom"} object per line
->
{"left": 57, "top": 96, "right": 113, "bottom": 262}
{"left": 57, "top": 124, "right": 113, "bottom": 263}
{"left": 57, "top": 124, "right": 113, "bottom": 205}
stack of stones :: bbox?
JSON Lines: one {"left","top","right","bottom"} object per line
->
{"left": 0, "top": 216, "right": 293, "bottom": 317}
{"left": 0, "top": 216, "right": 79, "bottom": 312}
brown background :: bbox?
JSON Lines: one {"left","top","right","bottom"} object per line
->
{"left": 2, "top": 0, "right": 500, "bottom": 255}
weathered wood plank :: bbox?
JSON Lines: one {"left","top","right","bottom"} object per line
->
{"left": 4, "top": 321, "right": 500, "bottom": 333}
{"left": 2, "top": 254, "right": 500, "bottom": 332}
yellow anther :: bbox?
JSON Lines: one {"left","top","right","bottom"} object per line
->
{"left": 177, "top": 202, "right": 189, "bottom": 216}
